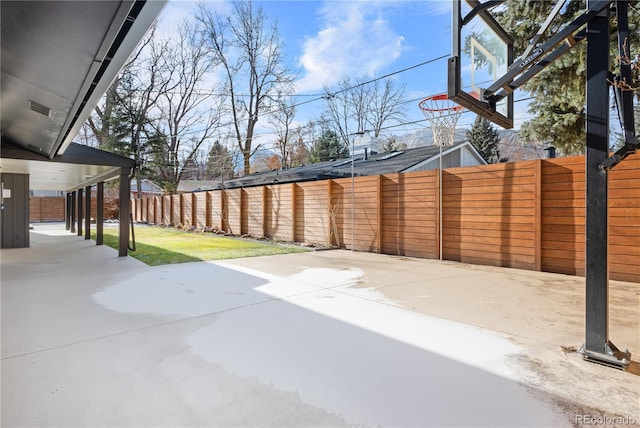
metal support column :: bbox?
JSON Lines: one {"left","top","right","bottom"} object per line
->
{"left": 65, "top": 193, "right": 71, "bottom": 231}
{"left": 96, "top": 182, "right": 104, "bottom": 246}
{"left": 581, "top": 0, "right": 629, "bottom": 369}
{"left": 118, "top": 168, "right": 131, "bottom": 257}
{"left": 77, "top": 188, "right": 83, "bottom": 237}
{"left": 84, "top": 185, "right": 91, "bottom": 240}
{"left": 70, "top": 191, "right": 76, "bottom": 234}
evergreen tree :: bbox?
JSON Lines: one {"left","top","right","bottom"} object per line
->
{"left": 466, "top": 116, "right": 504, "bottom": 164}
{"left": 204, "top": 141, "right": 235, "bottom": 181}
{"left": 308, "top": 130, "right": 349, "bottom": 164}
{"left": 495, "top": 1, "right": 639, "bottom": 154}
{"left": 99, "top": 72, "right": 144, "bottom": 159}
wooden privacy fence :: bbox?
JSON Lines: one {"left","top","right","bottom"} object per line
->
{"left": 132, "top": 155, "right": 640, "bottom": 283}
{"left": 29, "top": 197, "right": 66, "bottom": 222}
{"left": 30, "top": 196, "right": 121, "bottom": 222}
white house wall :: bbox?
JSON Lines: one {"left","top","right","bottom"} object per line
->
{"left": 403, "top": 144, "right": 486, "bottom": 173}
{"left": 460, "top": 145, "right": 486, "bottom": 166}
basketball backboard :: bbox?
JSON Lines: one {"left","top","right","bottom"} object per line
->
{"left": 448, "top": 0, "right": 514, "bottom": 129}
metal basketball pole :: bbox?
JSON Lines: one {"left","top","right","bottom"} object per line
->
{"left": 581, "top": 0, "right": 630, "bottom": 368}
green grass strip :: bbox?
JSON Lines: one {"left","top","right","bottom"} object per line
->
{"left": 92, "top": 225, "right": 309, "bottom": 266}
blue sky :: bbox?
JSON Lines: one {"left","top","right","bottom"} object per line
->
{"left": 155, "top": 0, "right": 530, "bottom": 143}
{"left": 157, "top": 1, "right": 467, "bottom": 130}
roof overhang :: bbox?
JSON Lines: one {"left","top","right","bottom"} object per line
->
{"left": 1, "top": 142, "right": 135, "bottom": 191}
{"left": 0, "top": 0, "right": 166, "bottom": 191}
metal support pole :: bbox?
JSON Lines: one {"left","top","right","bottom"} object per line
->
{"left": 581, "top": 1, "right": 629, "bottom": 369}
{"left": 84, "top": 185, "right": 91, "bottom": 240}
{"left": 118, "top": 168, "right": 131, "bottom": 257}
{"left": 351, "top": 138, "right": 355, "bottom": 252}
{"left": 65, "top": 193, "right": 71, "bottom": 230}
{"left": 70, "top": 191, "right": 76, "bottom": 234}
{"left": 439, "top": 144, "right": 443, "bottom": 261}
{"left": 96, "top": 182, "right": 104, "bottom": 246}
{"left": 77, "top": 188, "right": 83, "bottom": 237}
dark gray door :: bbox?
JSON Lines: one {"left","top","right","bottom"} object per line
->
{"left": 1, "top": 173, "right": 30, "bottom": 248}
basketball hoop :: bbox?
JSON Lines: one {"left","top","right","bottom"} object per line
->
{"left": 418, "top": 92, "right": 466, "bottom": 262}
{"left": 418, "top": 93, "right": 465, "bottom": 147}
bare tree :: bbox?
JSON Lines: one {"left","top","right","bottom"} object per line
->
{"left": 324, "top": 77, "right": 357, "bottom": 149}
{"left": 196, "top": 1, "right": 294, "bottom": 175}
{"left": 150, "top": 20, "right": 223, "bottom": 192}
{"left": 268, "top": 94, "right": 296, "bottom": 169}
{"left": 289, "top": 123, "right": 312, "bottom": 167}
{"left": 381, "top": 136, "right": 406, "bottom": 153}
{"left": 367, "top": 78, "right": 407, "bottom": 138}
{"left": 85, "top": 25, "right": 157, "bottom": 149}
{"left": 324, "top": 75, "right": 407, "bottom": 147}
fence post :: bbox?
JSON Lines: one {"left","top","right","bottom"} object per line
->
{"left": 377, "top": 175, "right": 383, "bottom": 253}
{"left": 326, "top": 180, "right": 333, "bottom": 246}
{"left": 180, "top": 194, "right": 185, "bottom": 226}
{"left": 262, "top": 186, "right": 267, "bottom": 238}
{"left": 206, "top": 192, "right": 212, "bottom": 228}
{"left": 192, "top": 193, "right": 197, "bottom": 227}
{"left": 220, "top": 190, "right": 226, "bottom": 232}
{"left": 239, "top": 189, "right": 245, "bottom": 235}
{"left": 169, "top": 195, "right": 173, "bottom": 225}
{"left": 534, "top": 159, "right": 543, "bottom": 271}
{"left": 291, "top": 183, "right": 296, "bottom": 242}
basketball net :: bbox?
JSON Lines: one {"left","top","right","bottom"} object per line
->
{"left": 418, "top": 93, "right": 464, "bottom": 262}
{"left": 418, "top": 94, "right": 464, "bottom": 147}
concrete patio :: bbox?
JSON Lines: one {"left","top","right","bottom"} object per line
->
{"left": 2, "top": 223, "right": 638, "bottom": 427}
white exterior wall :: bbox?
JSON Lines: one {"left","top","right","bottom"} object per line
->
{"left": 460, "top": 145, "right": 486, "bottom": 166}
{"left": 403, "top": 143, "right": 486, "bottom": 173}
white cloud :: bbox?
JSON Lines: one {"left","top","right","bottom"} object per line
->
{"left": 294, "top": 2, "right": 405, "bottom": 93}
{"left": 424, "top": 0, "right": 452, "bottom": 16}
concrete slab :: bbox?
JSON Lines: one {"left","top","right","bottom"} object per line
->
{"left": 2, "top": 224, "right": 638, "bottom": 427}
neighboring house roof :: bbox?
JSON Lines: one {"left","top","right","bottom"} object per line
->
{"left": 177, "top": 180, "right": 222, "bottom": 193}
{"left": 131, "top": 179, "right": 164, "bottom": 194}
{"left": 209, "top": 142, "right": 485, "bottom": 190}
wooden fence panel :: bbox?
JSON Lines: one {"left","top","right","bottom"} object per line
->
{"left": 609, "top": 153, "right": 640, "bottom": 282}
{"left": 170, "top": 195, "right": 180, "bottom": 226}
{"left": 142, "top": 197, "right": 149, "bottom": 222}
{"left": 244, "top": 187, "right": 264, "bottom": 237}
{"left": 296, "top": 181, "right": 331, "bottom": 246}
{"left": 380, "top": 171, "right": 437, "bottom": 258}
{"left": 332, "top": 176, "right": 380, "bottom": 252}
{"left": 225, "top": 189, "right": 242, "bottom": 234}
{"left": 194, "top": 192, "right": 207, "bottom": 229}
{"left": 182, "top": 193, "right": 193, "bottom": 227}
{"left": 161, "top": 196, "right": 169, "bottom": 225}
{"left": 147, "top": 197, "right": 156, "bottom": 224}
{"left": 209, "top": 191, "right": 222, "bottom": 230}
{"left": 265, "top": 184, "right": 293, "bottom": 241}
{"left": 541, "top": 157, "right": 585, "bottom": 276}
{"left": 443, "top": 162, "right": 536, "bottom": 269}
{"left": 29, "top": 197, "right": 66, "bottom": 222}
{"left": 135, "top": 198, "right": 142, "bottom": 222}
